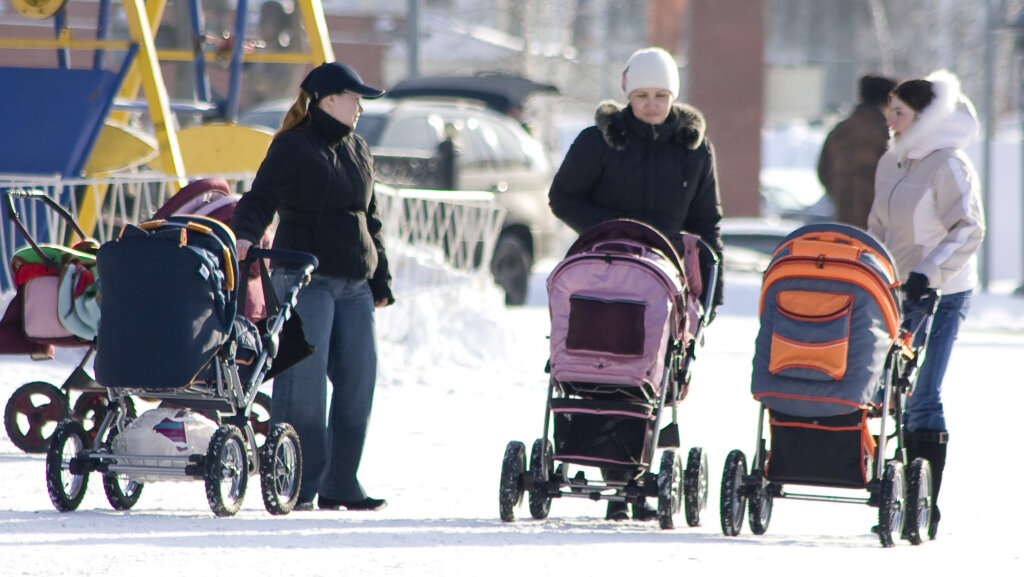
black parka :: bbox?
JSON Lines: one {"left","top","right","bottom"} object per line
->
{"left": 232, "top": 107, "right": 394, "bottom": 304}
{"left": 549, "top": 101, "right": 724, "bottom": 302}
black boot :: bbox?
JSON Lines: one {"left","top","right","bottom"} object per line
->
{"left": 905, "top": 429, "right": 948, "bottom": 540}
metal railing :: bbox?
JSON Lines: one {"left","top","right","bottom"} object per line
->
{"left": 0, "top": 173, "right": 505, "bottom": 295}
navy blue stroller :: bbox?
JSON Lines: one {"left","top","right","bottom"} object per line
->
{"left": 44, "top": 214, "right": 317, "bottom": 516}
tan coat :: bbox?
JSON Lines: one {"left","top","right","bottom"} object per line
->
{"left": 817, "top": 104, "right": 890, "bottom": 229}
{"left": 868, "top": 81, "right": 985, "bottom": 294}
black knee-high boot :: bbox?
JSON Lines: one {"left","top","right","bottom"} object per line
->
{"left": 906, "top": 430, "right": 948, "bottom": 539}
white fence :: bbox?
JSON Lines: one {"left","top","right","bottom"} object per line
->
{"left": 0, "top": 174, "right": 505, "bottom": 297}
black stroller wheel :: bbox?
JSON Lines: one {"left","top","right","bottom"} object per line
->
{"left": 45, "top": 419, "right": 89, "bottom": 512}
{"left": 103, "top": 471, "right": 143, "bottom": 511}
{"left": 6, "top": 382, "right": 70, "bottom": 453}
{"left": 657, "top": 449, "right": 683, "bottom": 529}
{"left": 748, "top": 482, "right": 773, "bottom": 535}
{"left": 720, "top": 449, "right": 748, "bottom": 536}
{"left": 205, "top": 425, "right": 248, "bottom": 517}
{"left": 877, "top": 460, "right": 906, "bottom": 547}
{"left": 528, "top": 438, "right": 553, "bottom": 520}
{"left": 260, "top": 423, "right": 303, "bottom": 516}
{"left": 902, "top": 458, "right": 932, "bottom": 545}
{"left": 499, "top": 441, "right": 526, "bottom": 522}
{"left": 683, "top": 447, "right": 709, "bottom": 527}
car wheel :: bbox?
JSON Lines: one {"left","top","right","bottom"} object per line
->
{"left": 491, "top": 234, "right": 531, "bottom": 306}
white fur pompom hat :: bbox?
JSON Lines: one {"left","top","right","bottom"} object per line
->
{"left": 621, "top": 47, "right": 679, "bottom": 100}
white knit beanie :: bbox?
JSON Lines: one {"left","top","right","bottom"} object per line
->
{"left": 621, "top": 47, "right": 679, "bottom": 99}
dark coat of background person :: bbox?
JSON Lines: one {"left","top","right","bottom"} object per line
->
{"left": 231, "top": 110, "right": 393, "bottom": 304}
{"left": 549, "top": 100, "right": 723, "bottom": 304}
{"left": 550, "top": 101, "right": 722, "bottom": 257}
{"left": 817, "top": 75, "right": 895, "bottom": 230}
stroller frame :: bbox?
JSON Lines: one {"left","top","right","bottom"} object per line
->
{"left": 45, "top": 245, "right": 318, "bottom": 517}
{"left": 500, "top": 220, "right": 720, "bottom": 529}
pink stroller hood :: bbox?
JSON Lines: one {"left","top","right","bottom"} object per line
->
{"left": 548, "top": 220, "right": 696, "bottom": 394}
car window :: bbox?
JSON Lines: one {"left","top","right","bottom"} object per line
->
{"left": 453, "top": 117, "right": 494, "bottom": 169}
{"left": 483, "top": 118, "right": 530, "bottom": 169}
{"left": 377, "top": 115, "right": 442, "bottom": 150}
{"left": 354, "top": 114, "right": 388, "bottom": 146}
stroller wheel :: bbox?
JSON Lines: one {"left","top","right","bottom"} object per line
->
{"left": 260, "top": 423, "right": 303, "bottom": 516}
{"left": 5, "top": 381, "right": 70, "bottom": 453}
{"left": 657, "top": 449, "right": 683, "bottom": 529}
{"left": 45, "top": 419, "right": 90, "bottom": 512}
{"left": 876, "top": 460, "right": 906, "bottom": 547}
{"left": 498, "top": 441, "right": 526, "bottom": 522}
{"left": 902, "top": 458, "right": 932, "bottom": 545}
{"left": 103, "top": 471, "right": 143, "bottom": 511}
{"left": 747, "top": 480, "right": 773, "bottom": 535}
{"left": 683, "top": 447, "right": 709, "bottom": 527}
{"left": 205, "top": 425, "right": 249, "bottom": 517}
{"left": 73, "top": 393, "right": 137, "bottom": 443}
{"left": 720, "top": 449, "right": 748, "bottom": 536}
{"left": 528, "top": 438, "right": 553, "bottom": 520}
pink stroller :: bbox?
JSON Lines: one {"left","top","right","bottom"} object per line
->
{"left": 499, "top": 219, "right": 720, "bottom": 529}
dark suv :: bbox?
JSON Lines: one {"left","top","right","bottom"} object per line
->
{"left": 240, "top": 97, "right": 559, "bottom": 305}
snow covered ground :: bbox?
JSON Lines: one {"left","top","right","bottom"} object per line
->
{"left": 2, "top": 260, "right": 1023, "bottom": 576}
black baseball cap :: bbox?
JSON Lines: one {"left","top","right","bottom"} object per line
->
{"left": 300, "top": 62, "right": 386, "bottom": 102}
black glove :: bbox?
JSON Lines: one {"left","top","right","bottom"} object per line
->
{"left": 902, "top": 272, "right": 930, "bottom": 303}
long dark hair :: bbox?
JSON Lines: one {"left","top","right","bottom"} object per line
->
{"left": 891, "top": 79, "right": 935, "bottom": 113}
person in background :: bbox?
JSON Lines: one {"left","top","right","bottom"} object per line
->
{"left": 232, "top": 61, "right": 395, "bottom": 512}
{"left": 817, "top": 74, "right": 897, "bottom": 229}
{"left": 868, "top": 69, "right": 985, "bottom": 540}
{"left": 548, "top": 46, "right": 724, "bottom": 522}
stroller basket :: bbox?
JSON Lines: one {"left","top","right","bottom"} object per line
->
{"left": 550, "top": 398, "right": 656, "bottom": 468}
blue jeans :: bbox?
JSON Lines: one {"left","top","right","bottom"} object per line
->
{"left": 902, "top": 290, "right": 971, "bottom": 432}
{"left": 270, "top": 272, "right": 377, "bottom": 502}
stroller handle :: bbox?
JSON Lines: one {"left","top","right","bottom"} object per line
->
{"left": 245, "top": 247, "right": 319, "bottom": 275}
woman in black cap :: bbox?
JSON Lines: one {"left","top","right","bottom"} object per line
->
{"left": 233, "top": 61, "right": 394, "bottom": 512}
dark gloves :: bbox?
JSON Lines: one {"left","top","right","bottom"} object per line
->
{"left": 902, "top": 272, "right": 930, "bottom": 303}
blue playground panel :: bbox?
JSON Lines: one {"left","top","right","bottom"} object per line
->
{"left": 0, "top": 67, "right": 122, "bottom": 177}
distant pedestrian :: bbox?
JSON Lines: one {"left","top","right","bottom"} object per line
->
{"left": 817, "top": 74, "right": 897, "bottom": 229}
{"left": 868, "top": 69, "right": 986, "bottom": 540}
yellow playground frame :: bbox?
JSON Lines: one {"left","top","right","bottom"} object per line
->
{"left": 0, "top": 0, "right": 337, "bottom": 229}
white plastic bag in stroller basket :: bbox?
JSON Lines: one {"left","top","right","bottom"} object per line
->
{"left": 111, "top": 408, "right": 217, "bottom": 482}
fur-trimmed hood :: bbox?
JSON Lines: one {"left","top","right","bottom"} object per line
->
{"left": 892, "top": 69, "right": 979, "bottom": 162}
{"left": 594, "top": 100, "right": 707, "bottom": 151}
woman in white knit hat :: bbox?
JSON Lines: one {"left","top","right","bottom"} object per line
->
{"left": 548, "top": 47, "right": 724, "bottom": 522}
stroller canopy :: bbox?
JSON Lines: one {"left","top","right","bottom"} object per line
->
{"left": 751, "top": 222, "right": 903, "bottom": 417}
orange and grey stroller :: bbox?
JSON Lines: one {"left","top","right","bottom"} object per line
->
{"left": 719, "top": 222, "right": 937, "bottom": 547}
{"left": 499, "top": 219, "right": 720, "bottom": 529}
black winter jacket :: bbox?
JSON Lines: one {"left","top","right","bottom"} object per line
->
{"left": 232, "top": 107, "right": 394, "bottom": 304}
{"left": 549, "top": 101, "right": 724, "bottom": 302}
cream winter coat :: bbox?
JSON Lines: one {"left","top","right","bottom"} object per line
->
{"left": 868, "top": 70, "right": 986, "bottom": 294}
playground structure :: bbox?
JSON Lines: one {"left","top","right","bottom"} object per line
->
{"left": 0, "top": 0, "right": 337, "bottom": 185}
